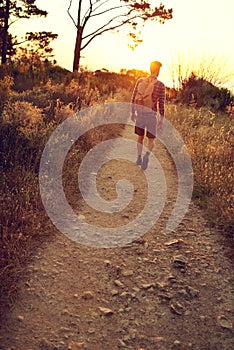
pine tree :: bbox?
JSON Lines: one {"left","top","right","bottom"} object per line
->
{"left": 0, "top": 0, "right": 48, "bottom": 64}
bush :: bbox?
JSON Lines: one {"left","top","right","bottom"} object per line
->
{"left": 2, "top": 100, "right": 44, "bottom": 133}
{"left": 0, "top": 76, "right": 14, "bottom": 117}
{"left": 177, "top": 73, "right": 234, "bottom": 112}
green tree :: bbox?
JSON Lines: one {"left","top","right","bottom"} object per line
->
{"left": 24, "top": 31, "right": 58, "bottom": 59}
{"left": 68, "top": 0, "right": 173, "bottom": 72}
{"left": 0, "top": 0, "right": 49, "bottom": 64}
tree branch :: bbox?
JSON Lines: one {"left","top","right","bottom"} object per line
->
{"left": 77, "top": 0, "right": 83, "bottom": 27}
{"left": 81, "top": 14, "right": 140, "bottom": 50}
{"left": 91, "top": 6, "right": 126, "bottom": 19}
{"left": 81, "top": 0, "right": 93, "bottom": 28}
{"left": 91, "top": 1, "right": 127, "bottom": 18}
{"left": 14, "top": 39, "right": 28, "bottom": 46}
{"left": 67, "top": 0, "right": 77, "bottom": 27}
{"left": 82, "top": 12, "right": 140, "bottom": 42}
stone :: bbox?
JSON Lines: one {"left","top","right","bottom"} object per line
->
{"left": 38, "top": 338, "right": 54, "bottom": 349}
{"left": 158, "top": 292, "right": 173, "bottom": 300}
{"left": 122, "top": 214, "right": 130, "bottom": 219}
{"left": 114, "top": 279, "right": 124, "bottom": 287}
{"left": 170, "top": 301, "right": 185, "bottom": 315}
{"left": 17, "top": 315, "right": 24, "bottom": 321}
{"left": 104, "top": 260, "right": 111, "bottom": 266}
{"left": 164, "top": 239, "right": 184, "bottom": 246}
{"left": 173, "top": 340, "right": 181, "bottom": 348}
{"left": 78, "top": 214, "right": 86, "bottom": 221}
{"left": 199, "top": 315, "right": 206, "bottom": 321}
{"left": 111, "top": 289, "right": 118, "bottom": 296}
{"left": 121, "top": 269, "right": 134, "bottom": 277}
{"left": 152, "top": 337, "right": 164, "bottom": 342}
{"left": 125, "top": 307, "right": 131, "bottom": 312}
{"left": 156, "top": 281, "right": 169, "bottom": 289}
{"left": 141, "top": 283, "right": 155, "bottom": 290}
{"left": 120, "top": 291, "right": 138, "bottom": 301}
{"left": 121, "top": 319, "right": 130, "bottom": 329}
{"left": 178, "top": 289, "right": 189, "bottom": 298}
{"left": 68, "top": 342, "right": 87, "bottom": 350}
{"left": 118, "top": 339, "right": 127, "bottom": 347}
{"left": 173, "top": 255, "right": 187, "bottom": 268}
{"left": 81, "top": 291, "right": 94, "bottom": 300}
{"left": 98, "top": 307, "right": 114, "bottom": 316}
{"left": 87, "top": 328, "right": 95, "bottom": 334}
{"left": 186, "top": 285, "right": 199, "bottom": 298}
{"left": 216, "top": 314, "right": 233, "bottom": 330}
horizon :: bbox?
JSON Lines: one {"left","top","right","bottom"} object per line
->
{"left": 9, "top": 0, "right": 234, "bottom": 92}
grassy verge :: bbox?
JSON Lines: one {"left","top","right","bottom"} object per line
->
{"left": 0, "top": 73, "right": 130, "bottom": 311}
{"left": 166, "top": 103, "right": 234, "bottom": 233}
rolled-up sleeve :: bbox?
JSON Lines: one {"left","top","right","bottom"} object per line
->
{"left": 152, "top": 81, "right": 165, "bottom": 117}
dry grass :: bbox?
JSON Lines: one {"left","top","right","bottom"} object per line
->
{"left": 0, "top": 72, "right": 130, "bottom": 311}
{"left": 166, "top": 103, "right": 234, "bottom": 232}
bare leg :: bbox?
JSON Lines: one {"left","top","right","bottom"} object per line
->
{"left": 147, "top": 137, "right": 154, "bottom": 153}
{"left": 141, "top": 137, "right": 154, "bottom": 170}
{"left": 136, "top": 135, "right": 144, "bottom": 165}
{"left": 137, "top": 135, "right": 144, "bottom": 156}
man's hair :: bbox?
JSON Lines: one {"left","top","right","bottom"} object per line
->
{"left": 150, "top": 61, "right": 162, "bottom": 76}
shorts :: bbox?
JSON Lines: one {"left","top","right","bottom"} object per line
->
{"left": 135, "top": 113, "right": 157, "bottom": 138}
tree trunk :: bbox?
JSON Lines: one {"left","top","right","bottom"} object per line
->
{"left": 1, "top": 0, "right": 10, "bottom": 65}
{"left": 73, "top": 26, "right": 83, "bottom": 72}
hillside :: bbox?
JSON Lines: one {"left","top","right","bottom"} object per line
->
{"left": 0, "top": 68, "right": 233, "bottom": 349}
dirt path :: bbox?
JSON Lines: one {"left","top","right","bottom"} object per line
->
{"left": 0, "top": 125, "right": 233, "bottom": 350}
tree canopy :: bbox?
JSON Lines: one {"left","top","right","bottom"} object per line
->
{"left": 0, "top": 0, "right": 56, "bottom": 64}
{"left": 68, "top": 0, "right": 173, "bottom": 71}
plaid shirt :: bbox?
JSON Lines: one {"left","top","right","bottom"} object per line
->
{"left": 131, "top": 77, "right": 165, "bottom": 117}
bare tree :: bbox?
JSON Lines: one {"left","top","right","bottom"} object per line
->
{"left": 68, "top": 0, "right": 173, "bottom": 72}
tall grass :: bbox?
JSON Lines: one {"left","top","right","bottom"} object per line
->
{"left": 166, "top": 103, "right": 234, "bottom": 232}
{"left": 0, "top": 71, "right": 132, "bottom": 308}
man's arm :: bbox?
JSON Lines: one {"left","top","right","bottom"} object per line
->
{"left": 153, "top": 81, "right": 165, "bottom": 129}
{"left": 131, "top": 79, "right": 141, "bottom": 121}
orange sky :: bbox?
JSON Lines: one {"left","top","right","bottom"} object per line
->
{"left": 12, "top": 0, "right": 234, "bottom": 90}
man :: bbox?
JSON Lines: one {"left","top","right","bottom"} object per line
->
{"left": 131, "top": 60, "right": 165, "bottom": 170}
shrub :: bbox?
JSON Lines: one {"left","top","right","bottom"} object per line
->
{"left": 2, "top": 100, "right": 44, "bottom": 133}
{"left": 177, "top": 73, "right": 234, "bottom": 112}
{"left": 0, "top": 76, "right": 14, "bottom": 117}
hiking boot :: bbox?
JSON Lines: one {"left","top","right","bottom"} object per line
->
{"left": 141, "top": 152, "right": 150, "bottom": 170}
{"left": 136, "top": 155, "right": 142, "bottom": 166}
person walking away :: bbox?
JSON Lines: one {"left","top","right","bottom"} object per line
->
{"left": 131, "top": 60, "right": 165, "bottom": 170}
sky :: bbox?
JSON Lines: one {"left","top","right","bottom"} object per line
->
{"left": 11, "top": 0, "right": 234, "bottom": 90}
